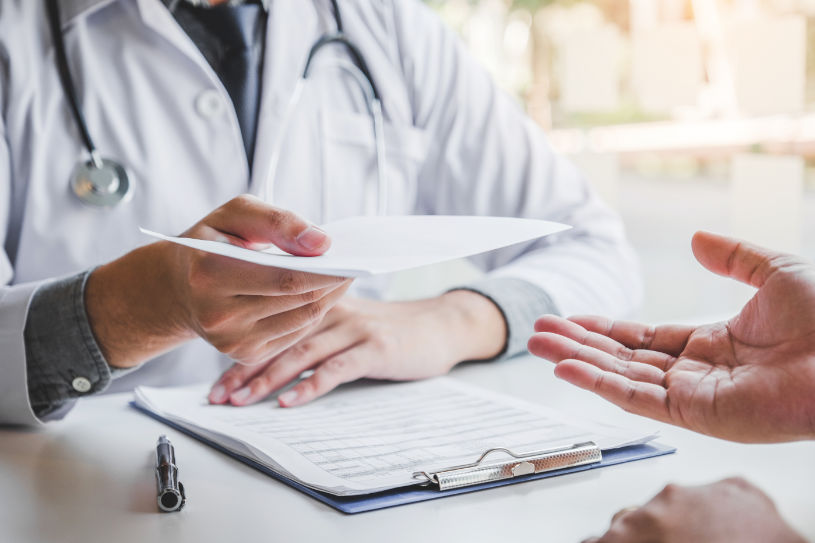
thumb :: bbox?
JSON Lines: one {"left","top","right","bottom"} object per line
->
{"left": 203, "top": 195, "right": 330, "bottom": 257}
{"left": 691, "top": 231, "right": 783, "bottom": 288}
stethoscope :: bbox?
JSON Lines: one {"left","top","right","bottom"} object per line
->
{"left": 261, "top": 0, "right": 388, "bottom": 220}
{"left": 46, "top": 0, "right": 387, "bottom": 216}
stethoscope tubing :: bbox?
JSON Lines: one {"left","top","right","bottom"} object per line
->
{"left": 262, "top": 59, "right": 388, "bottom": 222}
{"left": 46, "top": 0, "right": 103, "bottom": 169}
{"left": 46, "top": 0, "right": 386, "bottom": 216}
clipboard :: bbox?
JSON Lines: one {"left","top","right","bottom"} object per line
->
{"left": 133, "top": 402, "right": 676, "bottom": 514}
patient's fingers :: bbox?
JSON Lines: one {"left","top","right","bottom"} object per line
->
{"left": 533, "top": 315, "right": 676, "bottom": 371}
{"left": 529, "top": 333, "right": 666, "bottom": 385}
{"left": 554, "top": 360, "right": 671, "bottom": 423}
{"left": 568, "top": 315, "right": 695, "bottom": 358}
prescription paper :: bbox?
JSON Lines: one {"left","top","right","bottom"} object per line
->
{"left": 134, "top": 379, "right": 656, "bottom": 496}
{"left": 140, "top": 215, "right": 571, "bottom": 277}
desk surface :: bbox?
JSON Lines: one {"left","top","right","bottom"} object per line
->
{"left": 1, "top": 356, "right": 813, "bottom": 543}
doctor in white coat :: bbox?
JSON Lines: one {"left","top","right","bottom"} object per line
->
{"left": 0, "top": 0, "right": 641, "bottom": 425}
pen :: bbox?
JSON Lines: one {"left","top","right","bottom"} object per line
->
{"left": 155, "top": 435, "right": 186, "bottom": 512}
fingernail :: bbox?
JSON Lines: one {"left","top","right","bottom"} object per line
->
{"left": 209, "top": 384, "right": 228, "bottom": 403}
{"left": 230, "top": 387, "right": 252, "bottom": 405}
{"left": 296, "top": 226, "right": 329, "bottom": 251}
{"left": 278, "top": 390, "right": 298, "bottom": 406}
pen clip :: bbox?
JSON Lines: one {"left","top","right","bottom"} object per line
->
{"left": 176, "top": 482, "right": 187, "bottom": 512}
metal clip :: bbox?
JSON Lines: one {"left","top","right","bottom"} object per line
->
{"left": 412, "top": 442, "right": 602, "bottom": 491}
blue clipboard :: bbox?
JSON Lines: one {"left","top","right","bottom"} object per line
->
{"left": 132, "top": 402, "right": 675, "bottom": 514}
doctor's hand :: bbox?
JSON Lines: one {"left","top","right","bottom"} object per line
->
{"left": 207, "top": 291, "right": 506, "bottom": 406}
{"left": 528, "top": 231, "right": 815, "bottom": 443}
{"left": 584, "top": 478, "right": 804, "bottom": 543}
{"left": 86, "top": 195, "right": 351, "bottom": 368}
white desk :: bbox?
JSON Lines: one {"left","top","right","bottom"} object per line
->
{"left": 1, "top": 355, "right": 813, "bottom": 543}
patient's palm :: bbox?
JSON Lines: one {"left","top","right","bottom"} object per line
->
{"left": 530, "top": 233, "right": 815, "bottom": 443}
{"left": 667, "top": 261, "right": 815, "bottom": 441}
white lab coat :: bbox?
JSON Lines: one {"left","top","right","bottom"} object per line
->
{"left": 0, "top": 0, "right": 641, "bottom": 425}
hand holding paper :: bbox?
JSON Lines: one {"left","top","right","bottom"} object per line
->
{"left": 144, "top": 214, "right": 569, "bottom": 407}
{"left": 88, "top": 195, "right": 350, "bottom": 369}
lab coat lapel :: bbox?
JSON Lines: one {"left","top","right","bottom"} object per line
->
{"left": 134, "top": 0, "right": 251, "bottom": 185}
{"left": 134, "top": 0, "right": 204, "bottom": 64}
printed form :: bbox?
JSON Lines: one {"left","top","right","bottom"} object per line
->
{"left": 135, "top": 378, "right": 655, "bottom": 496}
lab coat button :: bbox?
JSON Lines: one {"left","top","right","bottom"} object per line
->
{"left": 195, "top": 89, "right": 225, "bottom": 119}
{"left": 71, "top": 377, "right": 92, "bottom": 393}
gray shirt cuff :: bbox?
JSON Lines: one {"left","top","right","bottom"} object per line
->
{"left": 23, "top": 270, "right": 112, "bottom": 419}
{"left": 451, "top": 277, "right": 559, "bottom": 361}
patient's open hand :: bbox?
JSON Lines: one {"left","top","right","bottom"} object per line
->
{"left": 529, "top": 231, "right": 815, "bottom": 443}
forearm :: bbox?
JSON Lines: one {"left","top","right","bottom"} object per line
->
{"left": 21, "top": 241, "right": 197, "bottom": 420}
{"left": 435, "top": 289, "right": 506, "bottom": 363}
{"left": 451, "top": 277, "right": 559, "bottom": 360}
{"left": 418, "top": 281, "right": 559, "bottom": 366}
{"left": 85, "top": 241, "right": 194, "bottom": 368}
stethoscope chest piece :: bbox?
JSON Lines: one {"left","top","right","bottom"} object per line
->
{"left": 71, "top": 157, "right": 132, "bottom": 208}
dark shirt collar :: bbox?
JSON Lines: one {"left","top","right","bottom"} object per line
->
{"left": 164, "top": 0, "right": 269, "bottom": 11}
{"left": 56, "top": 0, "right": 268, "bottom": 29}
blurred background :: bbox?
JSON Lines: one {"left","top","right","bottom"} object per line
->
{"left": 398, "top": 0, "right": 815, "bottom": 324}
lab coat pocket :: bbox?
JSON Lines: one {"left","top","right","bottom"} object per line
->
{"left": 320, "top": 111, "right": 428, "bottom": 220}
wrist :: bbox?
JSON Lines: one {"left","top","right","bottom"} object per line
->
{"left": 85, "top": 242, "right": 194, "bottom": 368}
{"left": 436, "top": 290, "right": 507, "bottom": 363}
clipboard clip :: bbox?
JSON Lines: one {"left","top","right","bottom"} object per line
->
{"left": 412, "top": 441, "right": 602, "bottom": 491}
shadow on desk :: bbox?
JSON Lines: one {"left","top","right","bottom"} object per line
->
{"left": 24, "top": 434, "right": 159, "bottom": 540}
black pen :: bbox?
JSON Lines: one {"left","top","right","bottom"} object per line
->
{"left": 155, "top": 435, "right": 186, "bottom": 512}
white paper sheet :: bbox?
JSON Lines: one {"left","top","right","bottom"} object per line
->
{"left": 140, "top": 216, "right": 570, "bottom": 277}
{"left": 134, "top": 378, "right": 655, "bottom": 496}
